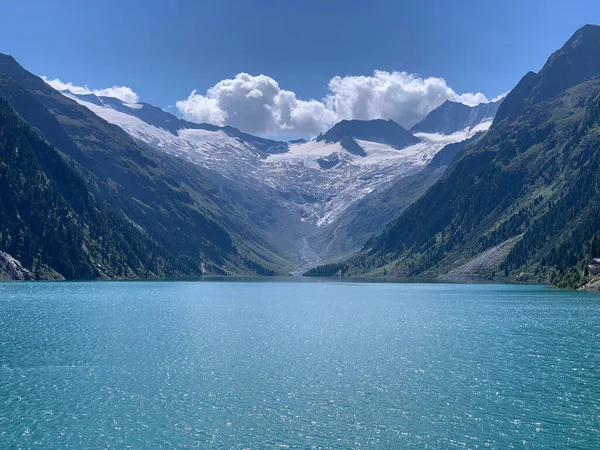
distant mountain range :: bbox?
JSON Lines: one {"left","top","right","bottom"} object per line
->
{"left": 60, "top": 84, "right": 492, "bottom": 272}
{"left": 0, "top": 38, "right": 506, "bottom": 279}
{"left": 307, "top": 24, "right": 600, "bottom": 288}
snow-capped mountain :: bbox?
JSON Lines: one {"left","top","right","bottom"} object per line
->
{"left": 410, "top": 99, "right": 501, "bottom": 135}
{"left": 316, "top": 119, "right": 421, "bottom": 149}
{"left": 63, "top": 91, "right": 494, "bottom": 270}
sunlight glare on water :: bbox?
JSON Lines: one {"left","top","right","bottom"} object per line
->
{"left": 1, "top": 280, "right": 599, "bottom": 448}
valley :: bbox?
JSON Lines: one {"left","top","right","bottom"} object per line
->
{"left": 64, "top": 90, "right": 495, "bottom": 271}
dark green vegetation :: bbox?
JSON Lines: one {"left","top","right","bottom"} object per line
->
{"left": 0, "top": 54, "right": 285, "bottom": 279}
{"left": 0, "top": 98, "right": 175, "bottom": 279}
{"left": 303, "top": 262, "right": 348, "bottom": 277}
{"left": 309, "top": 25, "right": 600, "bottom": 288}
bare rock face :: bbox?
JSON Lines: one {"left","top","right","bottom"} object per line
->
{"left": 0, "top": 252, "right": 33, "bottom": 281}
{"left": 410, "top": 100, "right": 501, "bottom": 135}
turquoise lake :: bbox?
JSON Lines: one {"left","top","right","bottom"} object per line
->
{"left": 1, "top": 281, "right": 599, "bottom": 448}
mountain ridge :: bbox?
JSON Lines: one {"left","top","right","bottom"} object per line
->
{"left": 495, "top": 23, "right": 600, "bottom": 123}
{"left": 410, "top": 100, "right": 501, "bottom": 135}
{"left": 0, "top": 96, "right": 181, "bottom": 279}
{"left": 63, "top": 90, "right": 290, "bottom": 154}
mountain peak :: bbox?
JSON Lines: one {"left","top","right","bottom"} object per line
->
{"left": 567, "top": 23, "right": 600, "bottom": 42}
{"left": 496, "top": 24, "right": 600, "bottom": 121}
{"left": 0, "top": 53, "right": 18, "bottom": 64}
{"left": 316, "top": 118, "right": 420, "bottom": 150}
{"left": 542, "top": 23, "right": 600, "bottom": 86}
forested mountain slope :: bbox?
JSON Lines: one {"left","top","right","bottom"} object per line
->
{"left": 0, "top": 98, "right": 185, "bottom": 279}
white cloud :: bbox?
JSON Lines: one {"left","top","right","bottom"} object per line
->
{"left": 42, "top": 76, "right": 140, "bottom": 103}
{"left": 324, "top": 70, "right": 488, "bottom": 128}
{"left": 43, "top": 71, "right": 501, "bottom": 138}
{"left": 176, "top": 71, "right": 492, "bottom": 137}
{"left": 455, "top": 92, "right": 490, "bottom": 107}
{"left": 176, "top": 73, "right": 337, "bottom": 136}
{"left": 176, "top": 90, "right": 226, "bottom": 126}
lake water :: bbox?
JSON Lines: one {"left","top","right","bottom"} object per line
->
{"left": 1, "top": 281, "right": 600, "bottom": 448}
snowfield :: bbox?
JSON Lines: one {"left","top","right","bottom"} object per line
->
{"left": 262, "top": 127, "right": 487, "bottom": 227}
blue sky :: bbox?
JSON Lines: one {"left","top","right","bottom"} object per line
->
{"left": 1, "top": 0, "right": 598, "bottom": 137}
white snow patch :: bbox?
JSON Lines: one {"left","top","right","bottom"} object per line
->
{"left": 123, "top": 102, "right": 143, "bottom": 110}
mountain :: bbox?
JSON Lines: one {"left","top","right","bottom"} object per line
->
{"left": 316, "top": 119, "right": 421, "bottom": 150}
{"left": 314, "top": 24, "right": 600, "bottom": 285}
{"left": 0, "top": 53, "right": 285, "bottom": 278}
{"left": 0, "top": 97, "right": 185, "bottom": 280}
{"left": 410, "top": 100, "right": 501, "bottom": 135}
{"left": 496, "top": 24, "right": 600, "bottom": 122}
{"left": 63, "top": 91, "right": 493, "bottom": 270}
